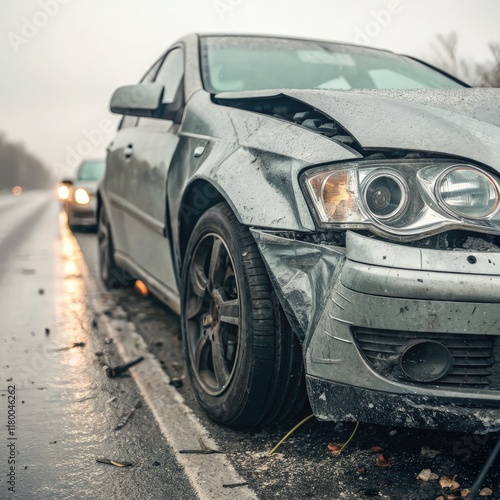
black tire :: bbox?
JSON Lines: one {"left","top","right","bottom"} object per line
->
{"left": 181, "top": 202, "right": 307, "bottom": 427}
{"left": 97, "top": 206, "right": 133, "bottom": 289}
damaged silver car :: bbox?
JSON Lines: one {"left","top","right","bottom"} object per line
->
{"left": 99, "top": 34, "right": 500, "bottom": 432}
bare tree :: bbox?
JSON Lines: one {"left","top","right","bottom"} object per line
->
{"left": 431, "top": 32, "right": 500, "bottom": 87}
{"left": 476, "top": 43, "right": 500, "bottom": 87}
{"left": 0, "top": 133, "right": 54, "bottom": 190}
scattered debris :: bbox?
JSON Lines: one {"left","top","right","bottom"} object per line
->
{"left": 417, "top": 469, "right": 439, "bottom": 482}
{"left": 268, "top": 414, "right": 315, "bottom": 456}
{"left": 375, "top": 454, "right": 392, "bottom": 468}
{"left": 152, "top": 461, "right": 161, "bottom": 467}
{"left": 94, "top": 352, "right": 104, "bottom": 357}
{"left": 51, "top": 342, "right": 85, "bottom": 352}
{"left": 114, "top": 400, "right": 142, "bottom": 431}
{"left": 328, "top": 443, "right": 342, "bottom": 455}
{"left": 75, "top": 396, "right": 95, "bottom": 403}
{"left": 479, "top": 487, "right": 493, "bottom": 496}
{"left": 329, "top": 422, "right": 360, "bottom": 457}
{"left": 467, "top": 433, "right": 500, "bottom": 499}
{"left": 45, "top": 328, "right": 50, "bottom": 336}
{"left": 369, "top": 446, "right": 384, "bottom": 453}
{"left": 357, "top": 467, "right": 367, "bottom": 474}
{"left": 49, "top": 441, "right": 57, "bottom": 445}
{"left": 389, "top": 430, "right": 398, "bottom": 437}
{"left": 222, "top": 482, "right": 249, "bottom": 488}
{"left": 106, "top": 396, "right": 117, "bottom": 405}
{"left": 462, "top": 490, "right": 471, "bottom": 498}
{"left": 6, "top": 378, "right": 12, "bottom": 382}
{"left": 106, "top": 357, "right": 144, "bottom": 378}
{"left": 179, "top": 437, "right": 222, "bottom": 455}
{"left": 96, "top": 458, "right": 132, "bottom": 468}
{"left": 169, "top": 377, "right": 183, "bottom": 389}
{"left": 38, "top": 288, "right": 45, "bottom": 295}
{"left": 421, "top": 447, "right": 441, "bottom": 459}
{"left": 440, "top": 475, "right": 460, "bottom": 491}
{"left": 104, "top": 338, "right": 113, "bottom": 345}
{"left": 30, "top": 331, "right": 35, "bottom": 336}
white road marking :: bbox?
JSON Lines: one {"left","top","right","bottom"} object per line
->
{"left": 64, "top": 222, "right": 258, "bottom": 500}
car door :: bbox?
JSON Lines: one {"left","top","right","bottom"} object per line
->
{"left": 105, "top": 56, "right": 162, "bottom": 257}
{"left": 107, "top": 47, "right": 184, "bottom": 297}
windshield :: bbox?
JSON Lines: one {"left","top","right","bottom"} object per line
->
{"left": 77, "top": 160, "right": 105, "bottom": 181}
{"left": 201, "top": 36, "right": 464, "bottom": 93}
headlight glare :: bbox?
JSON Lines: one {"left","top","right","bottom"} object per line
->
{"left": 437, "top": 167, "right": 499, "bottom": 219}
{"left": 57, "top": 185, "right": 70, "bottom": 200}
{"left": 74, "top": 188, "right": 90, "bottom": 205}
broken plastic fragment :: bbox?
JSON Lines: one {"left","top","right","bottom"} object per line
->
{"left": 440, "top": 475, "right": 460, "bottom": 491}
{"left": 421, "top": 447, "right": 441, "bottom": 459}
{"left": 417, "top": 469, "right": 439, "bottom": 482}
{"left": 375, "top": 454, "right": 391, "bottom": 468}
{"left": 96, "top": 458, "right": 132, "bottom": 467}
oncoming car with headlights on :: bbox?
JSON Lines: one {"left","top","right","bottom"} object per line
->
{"left": 98, "top": 34, "right": 500, "bottom": 432}
{"left": 64, "top": 159, "right": 105, "bottom": 230}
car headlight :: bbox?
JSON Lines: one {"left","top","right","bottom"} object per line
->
{"left": 57, "top": 185, "right": 70, "bottom": 201}
{"left": 362, "top": 171, "right": 408, "bottom": 221}
{"left": 436, "top": 166, "right": 500, "bottom": 220}
{"left": 74, "top": 188, "right": 90, "bottom": 205}
{"left": 302, "top": 160, "right": 500, "bottom": 241}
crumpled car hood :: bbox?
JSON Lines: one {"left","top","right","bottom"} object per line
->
{"left": 216, "top": 88, "right": 500, "bottom": 171}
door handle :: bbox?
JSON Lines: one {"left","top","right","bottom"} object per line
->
{"left": 124, "top": 144, "right": 134, "bottom": 159}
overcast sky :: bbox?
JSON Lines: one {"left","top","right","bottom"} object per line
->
{"left": 0, "top": 0, "right": 499, "bottom": 177}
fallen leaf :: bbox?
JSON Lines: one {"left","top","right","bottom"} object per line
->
{"left": 375, "top": 454, "right": 391, "bottom": 468}
{"left": 461, "top": 490, "right": 470, "bottom": 498}
{"left": 440, "top": 476, "right": 460, "bottom": 491}
{"left": 417, "top": 469, "right": 439, "bottom": 482}
{"left": 479, "top": 488, "right": 493, "bottom": 497}
{"left": 328, "top": 443, "right": 342, "bottom": 456}
{"left": 369, "top": 446, "right": 384, "bottom": 453}
{"left": 421, "top": 447, "right": 441, "bottom": 459}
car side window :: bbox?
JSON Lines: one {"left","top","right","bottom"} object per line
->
{"left": 154, "top": 47, "right": 184, "bottom": 103}
{"left": 141, "top": 56, "right": 164, "bottom": 83}
{"left": 137, "top": 47, "right": 184, "bottom": 128}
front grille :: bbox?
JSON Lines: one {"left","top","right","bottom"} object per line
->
{"left": 353, "top": 327, "right": 500, "bottom": 390}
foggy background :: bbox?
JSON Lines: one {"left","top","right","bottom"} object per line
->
{"left": 0, "top": 0, "right": 499, "bottom": 186}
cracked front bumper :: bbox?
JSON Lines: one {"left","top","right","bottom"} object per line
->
{"left": 252, "top": 229, "right": 500, "bottom": 433}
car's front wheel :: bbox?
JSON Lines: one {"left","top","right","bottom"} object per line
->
{"left": 182, "top": 202, "right": 307, "bottom": 427}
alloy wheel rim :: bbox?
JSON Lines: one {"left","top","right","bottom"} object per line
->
{"left": 185, "top": 233, "right": 241, "bottom": 396}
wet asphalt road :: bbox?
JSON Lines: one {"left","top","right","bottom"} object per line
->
{"left": 0, "top": 191, "right": 195, "bottom": 499}
{"left": 1, "top": 190, "right": 499, "bottom": 500}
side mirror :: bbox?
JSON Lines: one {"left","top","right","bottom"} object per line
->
{"left": 110, "top": 82, "right": 165, "bottom": 117}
